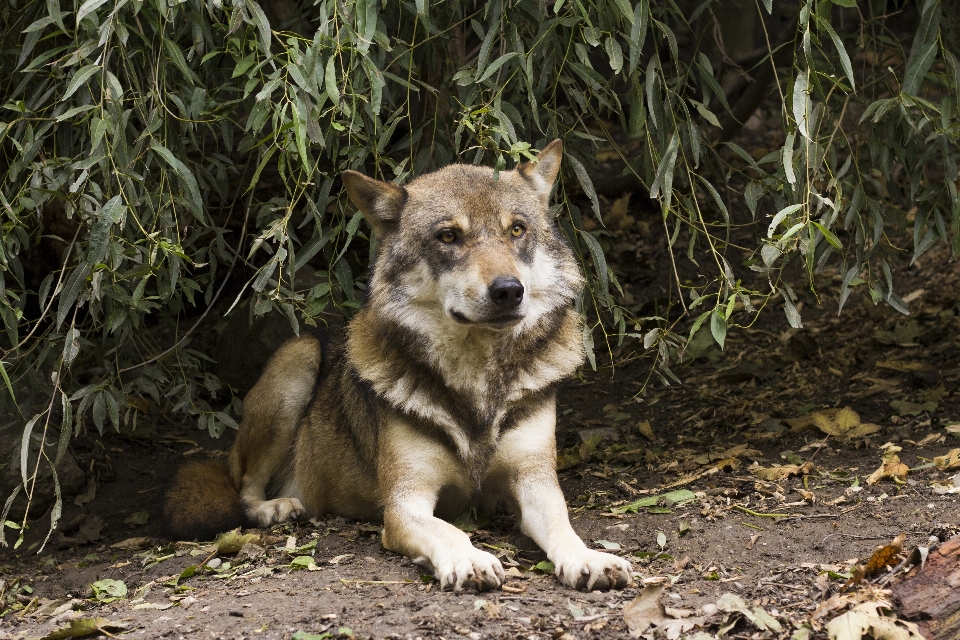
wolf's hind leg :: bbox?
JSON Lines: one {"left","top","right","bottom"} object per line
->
{"left": 379, "top": 420, "right": 504, "bottom": 591}
{"left": 230, "top": 335, "right": 320, "bottom": 527}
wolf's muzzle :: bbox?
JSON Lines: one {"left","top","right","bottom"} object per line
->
{"left": 489, "top": 277, "right": 524, "bottom": 309}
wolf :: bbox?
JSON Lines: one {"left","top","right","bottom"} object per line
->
{"left": 164, "top": 140, "right": 633, "bottom": 591}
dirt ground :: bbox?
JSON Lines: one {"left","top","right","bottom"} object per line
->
{"left": 0, "top": 232, "right": 958, "bottom": 640}
{"left": 2, "top": 114, "right": 960, "bottom": 640}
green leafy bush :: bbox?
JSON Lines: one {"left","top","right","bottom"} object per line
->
{"left": 0, "top": 0, "right": 957, "bottom": 542}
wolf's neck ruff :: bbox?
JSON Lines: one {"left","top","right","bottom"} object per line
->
{"left": 348, "top": 303, "right": 582, "bottom": 432}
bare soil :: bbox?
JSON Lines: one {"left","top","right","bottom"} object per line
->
{"left": 2, "top": 109, "right": 960, "bottom": 639}
{"left": 1, "top": 238, "right": 958, "bottom": 640}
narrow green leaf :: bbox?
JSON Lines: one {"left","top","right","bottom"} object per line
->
{"left": 627, "top": 1, "right": 648, "bottom": 74}
{"left": 244, "top": 0, "right": 272, "bottom": 55}
{"left": 582, "top": 323, "right": 596, "bottom": 371}
{"left": 476, "top": 5, "right": 502, "bottom": 76}
{"left": 792, "top": 70, "right": 811, "bottom": 139}
{"left": 610, "top": 0, "right": 635, "bottom": 23}
{"left": 782, "top": 132, "right": 796, "bottom": 184}
{"left": 291, "top": 98, "right": 310, "bottom": 169}
{"left": 812, "top": 221, "right": 842, "bottom": 249}
{"left": 247, "top": 146, "right": 277, "bottom": 192}
{"left": 781, "top": 287, "right": 803, "bottom": 328}
{"left": 768, "top": 203, "right": 803, "bottom": 237}
{"left": 356, "top": 0, "right": 377, "bottom": 54}
{"left": 697, "top": 53, "right": 733, "bottom": 115}
{"left": 710, "top": 311, "right": 726, "bottom": 349}
{"left": 76, "top": 0, "right": 109, "bottom": 23}
{"left": 325, "top": 57, "right": 340, "bottom": 105}
{"left": 686, "top": 310, "right": 711, "bottom": 345}
{"left": 566, "top": 153, "right": 600, "bottom": 219}
{"left": 578, "top": 230, "right": 609, "bottom": 294}
{"left": 477, "top": 52, "right": 519, "bottom": 84}
{"left": 689, "top": 99, "right": 720, "bottom": 127}
{"left": 650, "top": 133, "right": 679, "bottom": 202}
{"left": 697, "top": 175, "right": 729, "bottom": 225}
{"left": 62, "top": 327, "right": 80, "bottom": 365}
{"left": 55, "top": 104, "right": 97, "bottom": 122}
{"left": 645, "top": 57, "right": 659, "bottom": 130}
{"left": 0, "top": 361, "right": 18, "bottom": 412}
{"left": 151, "top": 141, "right": 204, "bottom": 218}
{"left": 163, "top": 39, "right": 197, "bottom": 86}
{"left": 0, "top": 485, "right": 22, "bottom": 546}
{"left": 604, "top": 36, "right": 623, "bottom": 74}
{"left": 20, "top": 414, "right": 41, "bottom": 490}
{"left": 56, "top": 392, "right": 72, "bottom": 465}
{"left": 62, "top": 65, "right": 100, "bottom": 101}
{"left": 294, "top": 226, "right": 340, "bottom": 272}
{"left": 56, "top": 265, "right": 89, "bottom": 329}
{"left": 818, "top": 18, "right": 855, "bottom": 91}
{"left": 902, "top": 41, "right": 937, "bottom": 96}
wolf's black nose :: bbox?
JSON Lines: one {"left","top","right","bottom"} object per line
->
{"left": 489, "top": 277, "right": 524, "bottom": 308}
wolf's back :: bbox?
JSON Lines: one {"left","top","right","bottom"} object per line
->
{"left": 163, "top": 460, "right": 245, "bottom": 541}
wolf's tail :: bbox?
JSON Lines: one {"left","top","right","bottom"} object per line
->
{"left": 163, "top": 460, "right": 246, "bottom": 541}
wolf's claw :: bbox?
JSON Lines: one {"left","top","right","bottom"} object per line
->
{"left": 434, "top": 547, "right": 504, "bottom": 591}
{"left": 554, "top": 549, "right": 633, "bottom": 591}
{"left": 248, "top": 497, "right": 304, "bottom": 527}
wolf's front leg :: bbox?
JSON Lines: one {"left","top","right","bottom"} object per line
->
{"left": 379, "top": 419, "right": 504, "bottom": 591}
{"left": 493, "top": 403, "right": 633, "bottom": 591}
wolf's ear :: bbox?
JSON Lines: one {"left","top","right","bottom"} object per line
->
{"left": 342, "top": 171, "right": 407, "bottom": 235}
{"left": 518, "top": 139, "right": 563, "bottom": 200}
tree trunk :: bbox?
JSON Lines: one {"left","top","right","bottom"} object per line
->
{"left": 892, "top": 535, "right": 960, "bottom": 640}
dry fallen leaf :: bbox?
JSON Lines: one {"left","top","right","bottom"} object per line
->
{"left": 60, "top": 515, "right": 104, "bottom": 546}
{"left": 786, "top": 408, "right": 838, "bottom": 432}
{"left": 716, "top": 592, "right": 784, "bottom": 633}
{"left": 720, "top": 443, "right": 763, "bottom": 459}
{"left": 637, "top": 420, "right": 656, "bottom": 440}
{"left": 712, "top": 457, "right": 742, "bottom": 472}
{"left": 866, "top": 445, "right": 909, "bottom": 485}
{"left": 812, "top": 594, "right": 853, "bottom": 622}
{"left": 844, "top": 533, "right": 905, "bottom": 589}
{"left": 749, "top": 460, "right": 814, "bottom": 481}
{"left": 623, "top": 584, "right": 669, "bottom": 636}
{"left": 874, "top": 360, "right": 933, "bottom": 373}
{"left": 40, "top": 617, "right": 128, "bottom": 640}
{"left": 214, "top": 528, "right": 260, "bottom": 554}
{"left": 826, "top": 601, "right": 925, "bottom": 640}
{"left": 110, "top": 537, "right": 152, "bottom": 551}
{"left": 864, "top": 533, "right": 906, "bottom": 576}
{"left": 933, "top": 448, "right": 960, "bottom": 471}
{"left": 814, "top": 407, "right": 881, "bottom": 439}
{"left": 604, "top": 192, "right": 635, "bottom": 231}
{"left": 73, "top": 479, "right": 96, "bottom": 507}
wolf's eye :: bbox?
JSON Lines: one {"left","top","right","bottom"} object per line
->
{"left": 510, "top": 223, "right": 526, "bottom": 238}
{"left": 438, "top": 229, "right": 458, "bottom": 244}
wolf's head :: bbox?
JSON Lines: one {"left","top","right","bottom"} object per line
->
{"left": 342, "top": 141, "right": 583, "bottom": 336}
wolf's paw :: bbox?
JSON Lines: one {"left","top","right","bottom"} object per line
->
{"left": 554, "top": 548, "right": 633, "bottom": 591}
{"left": 432, "top": 547, "right": 505, "bottom": 592}
{"left": 248, "top": 497, "right": 304, "bottom": 527}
